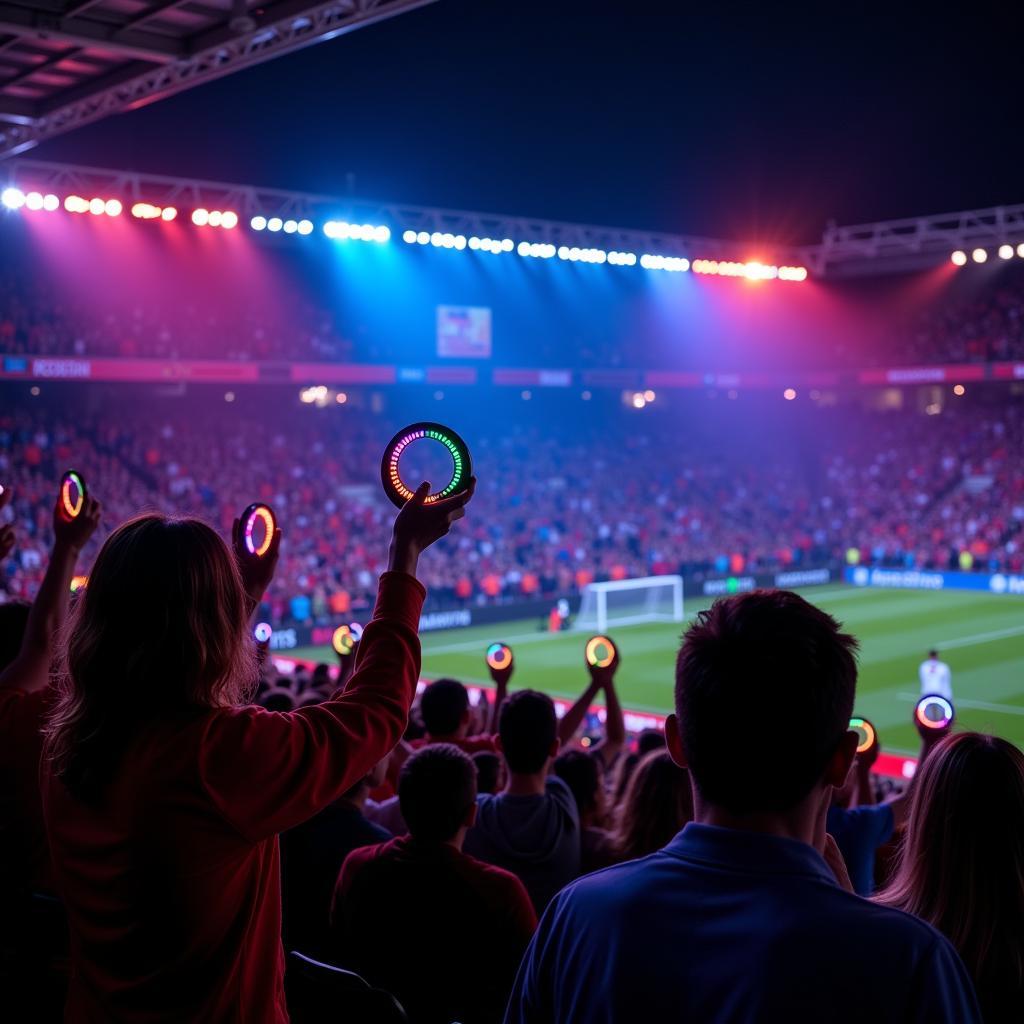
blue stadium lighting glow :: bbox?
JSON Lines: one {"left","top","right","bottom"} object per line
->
{"left": 640, "top": 254, "right": 691, "bottom": 272}
{"left": 283, "top": 219, "right": 298, "bottom": 234}
{"left": 608, "top": 251, "right": 637, "bottom": 266}
{"left": 324, "top": 220, "right": 391, "bottom": 243}
{"left": 2, "top": 186, "right": 25, "bottom": 209}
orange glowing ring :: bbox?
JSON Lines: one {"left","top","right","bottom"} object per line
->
{"left": 585, "top": 635, "right": 616, "bottom": 668}
{"left": 60, "top": 470, "right": 87, "bottom": 520}
{"left": 333, "top": 624, "right": 362, "bottom": 656}
{"left": 850, "top": 717, "right": 877, "bottom": 755}
{"left": 486, "top": 643, "right": 513, "bottom": 671}
{"left": 380, "top": 422, "right": 472, "bottom": 510}
{"left": 241, "top": 503, "right": 276, "bottom": 558}
{"left": 915, "top": 695, "right": 954, "bottom": 730}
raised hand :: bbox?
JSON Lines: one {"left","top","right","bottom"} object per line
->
{"left": 53, "top": 494, "right": 102, "bottom": 554}
{"left": 389, "top": 478, "right": 476, "bottom": 577}
{"left": 232, "top": 516, "right": 282, "bottom": 610}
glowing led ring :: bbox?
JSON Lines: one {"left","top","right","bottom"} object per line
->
{"left": 380, "top": 422, "right": 472, "bottom": 510}
{"left": 849, "top": 717, "right": 877, "bottom": 755}
{"left": 254, "top": 622, "right": 273, "bottom": 644}
{"left": 241, "top": 503, "right": 276, "bottom": 558}
{"left": 333, "top": 624, "right": 358, "bottom": 656}
{"left": 915, "top": 695, "right": 954, "bottom": 730}
{"left": 585, "top": 635, "right": 616, "bottom": 668}
{"left": 486, "top": 643, "right": 513, "bottom": 671}
{"left": 60, "top": 470, "right": 87, "bottom": 520}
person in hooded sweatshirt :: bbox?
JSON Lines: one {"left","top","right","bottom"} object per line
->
{"left": 463, "top": 689, "right": 580, "bottom": 913}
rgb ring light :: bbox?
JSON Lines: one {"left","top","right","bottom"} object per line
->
{"left": 585, "top": 635, "right": 617, "bottom": 668}
{"left": 60, "top": 470, "right": 87, "bottom": 520}
{"left": 849, "top": 717, "right": 877, "bottom": 755}
{"left": 254, "top": 622, "right": 273, "bottom": 644}
{"left": 915, "top": 695, "right": 954, "bottom": 731}
{"left": 486, "top": 643, "right": 514, "bottom": 671}
{"left": 333, "top": 623, "right": 363, "bottom": 656}
{"left": 241, "top": 503, "right": 276, "bottom": 558}
{"left": 380, "top": 422, "right": 472, "bottom": 509}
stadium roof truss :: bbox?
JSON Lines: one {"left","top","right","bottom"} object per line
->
{"left": 0, "top": 0, "right": 438, "bottom": 158}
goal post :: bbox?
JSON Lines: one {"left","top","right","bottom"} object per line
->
{"left": 574, "top": 575, "right": 685, "bottom": 633}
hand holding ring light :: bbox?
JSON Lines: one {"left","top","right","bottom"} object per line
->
{"left": 233, "top": 502, "right": 281, "bottom": 612}
{"left": 381, "top": 422, "right": 473, "bottom": 509}
{"left": 849, "top": 717, "right": 878, "bottom": 764}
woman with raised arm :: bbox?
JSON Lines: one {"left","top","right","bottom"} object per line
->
{"left": 42, "top": 479, "right": 473, "bottom": 1023}
{"left": 876, "top": 732, "right": 1024, "bottom": 1023}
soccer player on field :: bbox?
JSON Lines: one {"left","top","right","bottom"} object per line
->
{"left": 919, "top": 649, "right": 953, "bottom": 701}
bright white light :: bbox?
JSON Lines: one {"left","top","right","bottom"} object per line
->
{"left": 453, "top": 234, "right": 465, "bottom": 249}
{"left": 43, "top": 194, "right": 59, "bottom": 211}
{"left": 251, "top": 215, "right": 267, "bottom": 231}
{"left": 162, "top": 206, "right": 177, "bottom": 221}
{"left": 999, "top": 244, "right": 1014, "bottom": 260}
{"left": 283, "top": 219, "right": 298, "bottom": 234}
{"left": 192, "top": 208, "right": 210, "bottom": 226}
{"left": 469, "top": 236, "right": 481, "bottom": 249}
{"left": 105, "top": 199, "right": 122, "bottom": 217}
{"left": 2, "top": 187, "right": 25, "bottom": 209}
{"left": 417, "top": 231, "right": 430, "bottom": 244}
{"left": 208, "top": 210, "right": 223, "bottom": 227}
{"left": 298, "top": 219, "right": 313, "bottom": 235}
{"left": 950, "top": 250, "right": 967, "bottom": 266}
{"left": 643, "top": 389, "right": 656, "bottom": 402}
{"left": 632, "top": 393, "right": 646, "bottom": 409}
{"left": 25, "top": 191, "right": 43, "bottom": 211}
{"left": 1018, "top": 244, "right": 1024, "bottom": 259}
{"left": 972, "top": 248, "right": 987, "bottom": 263}
{"left": 89, "top": 197, "right": 106, "bottom": 216}
{"left": 403, "top": 229, "right": 417, "bottom": 243}
{"left": 501, "top": 239, "right": 514, "bottom": 251}
{"left": 517, "top": 241, "right": 530, "bottom": 256}
{"left": 268, "top": 217, "right": 283, "bottom": 232}
{"left": 221, "top": 211, "right": 239, "bottom": 229}
{"left": 431, "top": 231, "right": 444, "bottom": 247}
{"left": 783, "top": 388, "right": 797, "bottom": 401}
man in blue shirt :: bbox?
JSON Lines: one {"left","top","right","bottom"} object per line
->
{"left": 505, "top": 589, "right": 980, "bottom": 1024}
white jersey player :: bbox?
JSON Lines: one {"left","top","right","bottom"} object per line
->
{"left": 919, "top": 649, "right": 953, "bottom": 701}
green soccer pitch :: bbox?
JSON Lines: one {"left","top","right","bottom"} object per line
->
{"left": 291, "top": 585, "right": 1024, "bottom": 754}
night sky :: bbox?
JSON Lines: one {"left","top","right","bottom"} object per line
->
{"left": 28, "top": 0, "right": 1024, "bottom": 246}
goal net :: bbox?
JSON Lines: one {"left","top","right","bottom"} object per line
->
{"left": 574, "top": 575, "right": 685, "bottom": 633}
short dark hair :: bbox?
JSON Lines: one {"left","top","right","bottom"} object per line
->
{"left": 554, "top": 749, "right": 601, "bottom": 815}
{"left": 675, "top": 589, "right": 858, "bottom": 814}
{"left": 420, "top": 678, "right": 469, "bottom": 736}
{"left": 472, "top": 750, "right": 501, "bottom": 794}
{"left": 399, "top": 744, "right": 477, "bottom": 842}
{"left": 928, "top": 649, "right": 938, "bottom": 659}
{"left": 499, "top": 689, "right": 557, "bottom": 774}
{"left": 0, "top": 601, "right": 30, "bottom": 671}
{"left": 636, "top": 728, "right": 666, "bottom": 756}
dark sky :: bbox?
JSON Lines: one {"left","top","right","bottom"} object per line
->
{"left": 31, "top": 0, "right": 1024, "bottom": 245}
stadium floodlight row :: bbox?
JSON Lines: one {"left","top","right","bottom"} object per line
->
{"left": 6, "top": 159, "right": 1024, "bottom": 279}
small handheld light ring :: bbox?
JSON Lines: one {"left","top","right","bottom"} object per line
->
{"left": 915, "top": 695, "right": 954, "bottom": 731}
{"left": 849, "top": 717, "right": 877, "bottom": 755}
{"left": 486, "top": 643, "right": 513, "bottom": 671}
{"left": 585, "top": 635, "right": 616, "bottom": 668}
{"left": 60, "top": 470, "right": 87, "bottom": 520}
{"left": 241, "top": 503, "right": 276, "bottom": 558}
{"left": 254, "top": 622, "right": 273, "bottom": 644}
{"left": 380, "top": 422, "right": 472, "bottom": 510}
{"left": 333, "top": 624, "right": 360, "bottom": 656}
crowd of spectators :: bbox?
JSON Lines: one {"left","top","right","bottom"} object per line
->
{"left": 1, "top": 478, "right": 1020, "bottom": 1021}
{"left": 2, "top": 398, "right": 1022, "bottom": 625}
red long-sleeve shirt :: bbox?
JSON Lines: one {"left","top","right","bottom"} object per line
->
{"left": 42, "top": 570, "right": 425, "bottom": 1023}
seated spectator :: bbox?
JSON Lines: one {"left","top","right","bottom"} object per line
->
{"left": 506, "top": 590, "right": 980, "bottom": 1023}
{"left": 473, "top": 750, "right": 504, "bottom": 794}
{"left": 612, "top": 749, "right": 693, "bottom": 861}
{"left": 553, "top": 750, "right": 616, "bottom": 872}
{"left": 464, "top": 690, "right": 580, "bottom": 912}
{"left": 331, "top": 744, "right": 536, "bottom": 1024}
{"left": 41, "top": 480, "right": 473, "bottom": 1021}
{"left": 877, "top": 733, "right": 1024, "bottom": 1023}
{"left": 413, "top": 677, "right": 498, "bottom": 753}
{"left": 282, "top": 757, "right": 392, "bottom": 957}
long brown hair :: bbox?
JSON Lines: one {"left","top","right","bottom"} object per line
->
{"left": 876, "top": 733, "right": 1024, "bottom": 1019}
{"left": 613, "top": 749, "right": 694, "bottom": 861}
{"left": 45, "top": 513, "right": 257, "bottom": 801}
